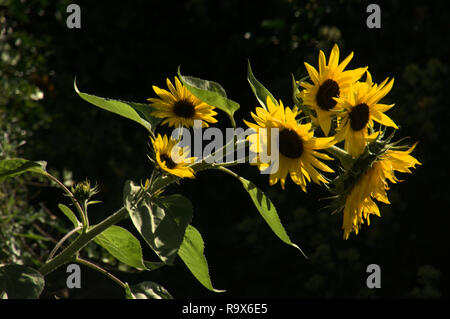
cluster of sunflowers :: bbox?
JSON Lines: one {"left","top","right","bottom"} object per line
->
{"left": 146, "top": 44, "right": 420, "bottom": 240}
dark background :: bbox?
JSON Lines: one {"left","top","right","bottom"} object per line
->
{"left": 1, "top": 0, "right": 448, "bottom": 298}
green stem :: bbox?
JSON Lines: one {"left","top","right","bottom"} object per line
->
{"left": 39, "top": 206, "right": 129, "bottom": 276}
{"left": 325, "top": 145, "right": 354, "bottom": 170}
{"left": 228, "top": 114, "right": 237, "bottom": 129}
{"left": 46, "top": 226, "right": 83, "bottom": 262}
{"left": 215, "top": 166, "right": 240, "bottom": 179}
{"left": 75, "top": 257, "right": 126, "bottom": 289}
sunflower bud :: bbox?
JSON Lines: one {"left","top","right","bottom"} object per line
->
{"left": 71, "top": 179, "right": 99, "bottom": 202}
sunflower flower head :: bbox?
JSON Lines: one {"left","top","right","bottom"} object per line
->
{"left": 334, "top": 71, "right": 398, "bottom": 158}
{"left": 151, "top": 134, "right": 197, "bottom": 179}
{"left": 148, "top": 76, "right": 218, "bottom": 128}
{"left": 299, "top": 44, "right": 367, "bottom": 136}
{"left": 71, "top": 179, "right": 99, "bottom": 202}
{"left": 244, "top": 96, "right": 336, "bottom": 192}
{"left": 327, "top": 132, "right": 421, "bottom": 239}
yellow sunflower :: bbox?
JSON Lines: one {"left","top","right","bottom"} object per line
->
{"left": 342, "top": 143, "right": 421, "bottom": 239}
{"left": 244, "top": 97, "right": 336, "bottom": 192}
{"left": 151, "top": 134, "right": 197, "bottom": 179}
{"left": 148, "top": 76, "right": 218, "bottom": 128}
{"left": 299, "top": 44, "right": 367, "bottom": 136}
{"left": 334, "top": 71, "right": 398, "bottom": 157}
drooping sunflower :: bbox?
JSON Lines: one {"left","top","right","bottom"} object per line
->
{"left": 334, "top": 71, "right": 398, "bottom": 157}
{"left": 342, "top": 143, "right": 421, "bottom": 239}
{"left": 299, "top": 44, "right": 367, "bottom": 136}
{"left": 244, "top": 97, "right": 336, "bottom": 192}
{"left": 148, "top": 77, "right": 218, "bottom": 128}
{"left": 151, "top": 134, "right": 197, "bottom": 179}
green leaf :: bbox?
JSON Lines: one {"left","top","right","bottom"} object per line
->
{"left": 124, "top": 283, "right": 134, "bottom": 299}
{"left": 94, "top": 225, "right": 147, "bottom": 270}
{"left": 292, "top": 73, "right": 302, "bottom": 107}
{"left": 74, "top": 80, "right": 161, "bottom": 133}
{"left": 178, "top": 225, "right": 225, "bottom": 293}
{"left": 123, "top": 181, "right": 193, "bottom": 265}
{"left": 0, "top": 159, "right": 47, "bottom": 182}
{"left": 13, "top": 232, "right": 51, "bottom": 241}
{"left": 58, "top": 204, "right": 82, "bottom": 229}
{"left": 0, "top": 265, "right": 45, "bottom": 299}
{"left": 177, "top": 66, "right": 240, "bottom": 120}
{"left": 143, "top": 261, "right": 165, "bottom": 271}
{"left": 247, "top": 60, "right": 278, "bottom": 110}
{"left": 238, "top": 176, "right": 307, "bottom": 258}
{"left": 125, "top": 281, "right": 173, "bottom": 299}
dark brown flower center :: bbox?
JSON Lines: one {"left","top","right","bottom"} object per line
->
{"left": 278, "top": 129, "right": 304, "bottom": 159}
{"left": 173, "top": 99, "right": 196, "bottom": 118}
{"left": 349, "top": 103, "right": 370, "bottom": 131}
{"left": 160, "top": 154, "right": 177, "bottom": 169}
{"left": 316, "top": 79, "right": 340, "bottom": 111}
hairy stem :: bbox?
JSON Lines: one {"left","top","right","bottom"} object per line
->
{"left": 39, "top": 206, "right": 128, "bottom": 276}
{"left": 46, "top": 226, "right": 83, "bottom": 262}
{"left": 75, "top": 257, "right": 126, "bottom": 289}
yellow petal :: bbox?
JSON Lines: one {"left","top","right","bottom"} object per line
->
{"left": 304, "top": 62, "right": 320, "bottom": 84}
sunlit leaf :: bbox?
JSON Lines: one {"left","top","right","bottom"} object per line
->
{"left": 94, "top": 225, "right": 147, "bottom": 270}
{"left": 178, "top": 225, "right": 225, "bottom": 293}
{"left": 74, "top": 80, "right": 161, "bottom": 133}
{"left": 247, "top": 60, "right": 277, "bottom": 110}
{"left": 125, "top": 281, "right": 173, "bottom": 299}
{"left": 238, "top": 176, "right": 307, "bottom": 258}
{"left": 0, "top": 159, "right": 47, "bottom": 182}
{"left": 58, "top": 204, "right": 82, "bottom": 229}
{"left": 123, "top": 181, "right": 193, "bottom": 265}
{"left": 178, "top": 67, "right": 240, "bottom": 120}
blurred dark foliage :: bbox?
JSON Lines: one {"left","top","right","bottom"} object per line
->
{"left": 0, "top": 0, "right": 448, "bottom": 298}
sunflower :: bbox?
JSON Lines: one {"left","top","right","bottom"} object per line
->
{"left": 342, "top": 143, "right": 421, "bottom": 239}
{"left": 299, "top": 44, "right": 367, "bottom": 136}
{"left": 244, "top": 97, "right": 336, "bottom": 192}
{"left": 151, "top": 134, "right": 197, "bottom": 179}
{"left": 334, "top": 71, "right": 398, "bottom": 157}
{"left": 148, "top": 76, "right": 218, "bottom": 128}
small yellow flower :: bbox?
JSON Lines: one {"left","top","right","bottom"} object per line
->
{"left": 151, "top": 134, "right": 197, "bottom": 179}
{"left": 342, "top": 143, "right": 421, "bottom": 239}
{"left": 334, "top": 71, "right": 398, "bottom": 157}
{"left": 148, "top": 76, "right": 218, "bottom": 128}
{"left": 299, "top": 44, "right": 367, "bottom": 136}
{"left": 244, "top": 97, "right": 335, "bottom": 192}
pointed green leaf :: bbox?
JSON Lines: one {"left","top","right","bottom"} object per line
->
{"left": 94, "top": 225, "right": 147, "bottom": 270}
{"left": 178, "top": 225, "right": 225, "bottom": 293}
{"left": 247, "top": 60, "right": 278, "bottom": 110}
{"left": 238, "top": 176, "right": 307, "bottom": 258}
{"left": 13, "top": 232, "right": 51, "bottom": 241}
{"left": 123, "top": 181, "right": 193, "bottom": 265}
{"left": 177, "top": 67, "right": 240, "bottom": 119}
{"left": 124, "top": 283, "right": 135, "bottom": 299}
{"left": 58, "top": 204, "right": 82, "bottom": 229}
{"left": 74, "top": 80, "right": 161, "bottom": 133}
{"left": 292, "top": 73, "right": 302, "bottom": 107}
{"left": 0, "top": 265, "right": 45, "bottom": 299}
{"left": 0, "top": 159, "right": 47, "bottom": 182}
{"left": 125, "top": 281, "right": 173, "bottom": 299}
